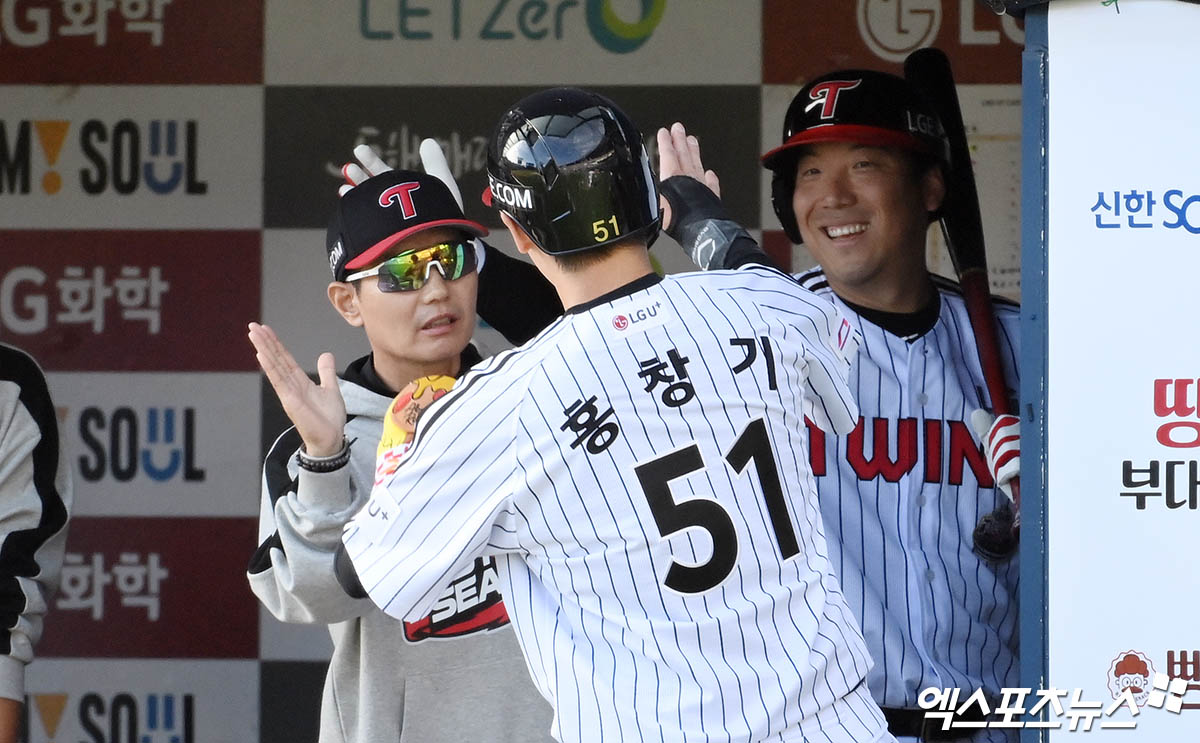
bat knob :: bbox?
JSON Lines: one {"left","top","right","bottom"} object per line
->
{"left": 972, "top": 503, "right": 1018, "bottom": 563}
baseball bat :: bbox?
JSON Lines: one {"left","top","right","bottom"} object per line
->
{"left": 903, "top": 47, "right": 1021, "bottom": 548}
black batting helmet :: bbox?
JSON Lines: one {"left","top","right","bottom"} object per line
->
{"left": 484, "top": 87, "right": 660, "bottom": 256}
{"left": 762, "top": 69, "right": 951, "bottom": 244}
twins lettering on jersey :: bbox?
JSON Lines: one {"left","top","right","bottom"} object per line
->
{"left": 806, "top": 416, "right": 996, "bottom": 486}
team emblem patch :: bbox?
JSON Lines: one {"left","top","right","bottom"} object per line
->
{"left": 375, "top": 375, "right": 456, "bottom": 482}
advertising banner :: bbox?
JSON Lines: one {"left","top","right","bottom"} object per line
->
{"left": 0, "top": 230, "right": 261, "bottom": 371}
{"left": 23, "top": 659, "right": 258, "bottom": 742}
{"left": 47, "top": 373, "right": 261, "bottom": 517}
{"left": 266, "top": 0, "right": 760, "bottom": 85}
{"left": 1047, "top": 1, "right": 1200, "bottom": 738}
{"left": 0, "top": 86, "right": 262, "bottom": 228}
{"left": 0, "top": 0, "right": 263, "bottom": 84}
{"left": 763, "top": 0, "right": 1022, "bottom": 85}
{"left": 37, "top": 517, "right": 260, "bottom": 658}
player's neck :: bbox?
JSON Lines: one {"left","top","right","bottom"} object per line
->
{"left": 539, "top": 245, "right": 656, "bottom": 311}
{"left": 371, "top": 352, "right": 461, "bottom": 394}
{"left": 828, "top": 263, "right": 935, "bottom": 314}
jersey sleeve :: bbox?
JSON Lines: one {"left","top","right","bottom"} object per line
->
{"left": 341, "top": 365, "right": 526, "bottom": 623}
{"left": 0, "top": 345, "right": 72, "bottom": 701}
{"left": 757, "top": 274, "right": 861, "bottom": 435}
{"left": 247, "top": 427, "right": 376, "bottom": 625}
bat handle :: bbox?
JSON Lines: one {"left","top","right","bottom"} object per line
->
{"left": 958, "top": 269, "right": 1022, "bottom": 538}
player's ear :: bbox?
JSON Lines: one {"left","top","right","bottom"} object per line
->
{"left": 327, "top": 281, "right": 365, "bottom": 327}
{"left": 921, "top": 165, "right": 947, "bottom": 214}
{"left": 500, "top": 212, "right": 536, "bottom": 257}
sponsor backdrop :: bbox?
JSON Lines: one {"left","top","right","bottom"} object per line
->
{"left": 1046, "top": 1, "right": 1200, "bottom": 739}
{"left": 2, "top": 1, "right": 1022, "bottom": 740}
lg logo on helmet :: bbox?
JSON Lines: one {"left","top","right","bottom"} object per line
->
{"left": 856, "top": 0, "right": 1022, "bottom": 63}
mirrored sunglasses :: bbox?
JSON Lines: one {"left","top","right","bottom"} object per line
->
{"left": 345, "top": 240, "right": 478, "bottom": 292}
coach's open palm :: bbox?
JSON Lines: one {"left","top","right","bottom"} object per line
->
{"left": 248, "top": 322, "right": 347, "bottom": 457}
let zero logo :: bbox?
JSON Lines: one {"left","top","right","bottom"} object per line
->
{"left": 361, "top": 0, "right": 665, "bottom": 53}
{"left": 856, "top": 0, "right": 941, "bottom": 63}
{"left": 586, "top": 0, "right": 665, "bottom": 53}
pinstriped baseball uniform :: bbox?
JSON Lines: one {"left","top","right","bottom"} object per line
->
{"left": 344, "top": 267, "right": 895, "bottom": 743}
{"left": 795, "top": 268, "right": 1020, "bottom": 743}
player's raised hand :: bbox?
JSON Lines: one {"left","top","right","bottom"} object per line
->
{"left": 417, "top": 138, "right": 464, "bottom": 209}
{"left": 338, "top": 139, "right": 466, "bottom": 205}
{"left": 248, "top": 322, "right": 347, "bottom": 457}
{"left": 338, "top": 143, "right": 393, "bottom": 196}
{"left": 656, "top": 122, "right": 720, "bottom": 232}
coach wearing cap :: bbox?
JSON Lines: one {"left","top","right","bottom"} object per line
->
{"left": 248, "top": 168, "right": 556, "bottom": 743}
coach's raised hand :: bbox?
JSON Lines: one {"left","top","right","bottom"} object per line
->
{"left": 248, "top": 322, "right": 346, "bottom": 457}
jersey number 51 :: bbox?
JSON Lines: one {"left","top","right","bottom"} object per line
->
{"left": 634, "top": 418, "right": 800, "bottom": 594}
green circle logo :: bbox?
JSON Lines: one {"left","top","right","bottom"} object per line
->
{"left": 587, "top": 0, "right": 666, "bottom": 54}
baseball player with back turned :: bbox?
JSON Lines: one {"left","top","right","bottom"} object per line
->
{"left": 340, "top": 87, "right": 897, "bottom": 743}
{"left": 656, "top": 70, "right": 1021, "bottom": 743}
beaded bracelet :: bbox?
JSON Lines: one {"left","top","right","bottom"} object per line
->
{"left": 297, "top": 437, "right": 353, "bottom": 473}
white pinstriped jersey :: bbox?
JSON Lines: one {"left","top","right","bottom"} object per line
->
{"left": 795, "top": 268, "right": 1020, "bottom": 742}
{"left": 344, "top": 267, "right": 894, "bottom": 743}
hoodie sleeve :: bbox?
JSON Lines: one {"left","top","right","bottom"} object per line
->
{"left": 0, "top": 344, "right": 72, "bottom": 701}
{"left": 247, "top": 423, "right": 378, "bottom": 625}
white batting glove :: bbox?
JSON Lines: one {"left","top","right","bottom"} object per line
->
{"left": 970, "top": 410, "right": 1020, "bottom": 502}
{"left": 338, "top": 139, "right": 484, "bottom": 267}
{"left": 338, "top": 143, "right": 393, "bottom": 196}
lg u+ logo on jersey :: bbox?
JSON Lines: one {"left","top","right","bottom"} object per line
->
{"left": 611, "top": 301, "right": 664, "bottom": 333}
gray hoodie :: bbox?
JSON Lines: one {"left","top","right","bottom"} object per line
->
{"left": 248, "top": 352, "right": 555, "bottom": 743}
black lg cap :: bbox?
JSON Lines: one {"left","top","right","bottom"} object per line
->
{"left": 326, "top": 170, "right": 488, "bottom": 281}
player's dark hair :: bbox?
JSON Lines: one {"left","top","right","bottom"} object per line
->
{"left": 548, "top": 236, "right": 642, "bottom": 273}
